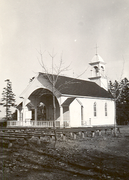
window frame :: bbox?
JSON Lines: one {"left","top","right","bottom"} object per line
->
{"left": 94, "top": 102, "right": 97, "bottom": 117}
{"left": 105, "top": 102, "right": 108, "bottom": 116}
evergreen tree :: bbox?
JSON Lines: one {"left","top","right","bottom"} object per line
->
{"left": 0, "top": 79, "right": 16, "bottom": 120}
{"left": 109, "top": 78, "right": 129, "bottom": 125}
{"left": 116, "top": 78, "right": 129, "bottom": 125}
{"left": 109, "top": 80, "right": 120, "bottom": 99}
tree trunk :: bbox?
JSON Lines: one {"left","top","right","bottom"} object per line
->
{"left": 53, "top": 94, "right": 57, "bottom": 145}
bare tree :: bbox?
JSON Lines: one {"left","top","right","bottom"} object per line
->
{"left": 37, "top": 50, "right": 89, "bottom": 144}
{"left": 37, "top": 50, "right": 70, "bottom": 143}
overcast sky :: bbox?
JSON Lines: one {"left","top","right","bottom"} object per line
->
{"left": 0, "top": 0, "right": 129, "bottom": 116}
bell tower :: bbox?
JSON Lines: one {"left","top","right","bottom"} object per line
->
{"left": 88, "top": 51, "right": 108, "bottom": 91}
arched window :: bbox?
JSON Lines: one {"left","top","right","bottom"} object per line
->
{"left": 94, "top": 66, "right": 99, "bottom": 72}
{"left": 94, "top": 102, "right": 97, "bottom": 117}
{"left": 101, "top": 66, "right": 105, "bottom": 77}
{"left": 81, "top": 106, "right": 84, "bottom": 125}
{"left": 94, "top": 66, "right": 99, "bottom": 76}
{"left": 105, "top": 103, "right": 107, "bottom": 116}
{"left": 101, "top": 66, "right": 104, "bottom": 71}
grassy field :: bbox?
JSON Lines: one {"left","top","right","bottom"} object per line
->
{"left": 0, "top": 125, "right": 129, "bottom": 180}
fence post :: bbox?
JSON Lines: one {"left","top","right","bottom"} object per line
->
{"left": 60, "top": 132, "right": 63, "bottom": 138}
{"left": 79, "top": 131, "right": 81, "bottom": 136}
{"left": 91, "top": 131, "right": 95, "bottom": 137}
{"left": 63, "top": 134, "right": 66, "bottom": 141}
{"left": 82, "top": 132, "right": 84, "bottom": 139}
{"left": 85, "top": 131, "right": 88, "bottom": 137}
{"left": 117, "top": 127, "right": 121, "bottom": 134}
{"left": 98, "top": 130, "right": 101, "bottom": 136}
{"left": 111, "top": 128, "right": 113, "bottom": 135}
{"left": 70, "top": 132, "right": 73, "bottom": 137}
{"left": 73, "top": 133, "right": 76, "bottom": 139}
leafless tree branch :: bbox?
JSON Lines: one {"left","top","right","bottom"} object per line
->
{"left": 119, "top": 55, "right": 125, "bottom": 82}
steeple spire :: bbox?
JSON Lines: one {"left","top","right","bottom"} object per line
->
{"left": 95, "top": 44, "right": 99, "bottom": 55}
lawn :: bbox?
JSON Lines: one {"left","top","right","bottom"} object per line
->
{"left": 0, "top": 126, "right": 129, "bottom": 180}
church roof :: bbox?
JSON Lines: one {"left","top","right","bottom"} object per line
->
{"left": 39, "top": 73, "right": 113, "bottom": 99}
{"left": 91, "top": 54, "right": 104, "bottom": 63}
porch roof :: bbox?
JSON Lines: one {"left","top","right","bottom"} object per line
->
{"left": 39, "top": 73, "right": 113, "bottom": 99}
{"left": 61, "top": 97, "right": 75, "bottom": 106}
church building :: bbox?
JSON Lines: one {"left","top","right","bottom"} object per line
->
{"left": 8, "top": 53, "right": 115, "bottom": 127}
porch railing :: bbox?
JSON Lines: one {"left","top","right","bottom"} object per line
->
{"left": 7, "top": 120, "right": 60, "bottom": 128}
{"left": 63, "top": 120, "right": 69, "bottom": 128}
{"left": 7, "top": 120, "right": 22, "bottom": 127}
{"left": 30, "top": 120, "right": 60, "bottom": 127}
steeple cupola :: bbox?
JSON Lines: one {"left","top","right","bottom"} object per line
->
{"left": 88, "top": 53, "right": 108, "bottom": 91}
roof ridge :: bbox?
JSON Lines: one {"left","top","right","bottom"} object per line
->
{"left": 39, "top": 72, "right": 91, "bottom": 83}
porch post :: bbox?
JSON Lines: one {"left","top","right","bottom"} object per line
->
{"left": 22, "top": 100, "right": 28, "bottom": 126}
{"left": 60, "top": 106, "right": 63, "bottom": 128}
{"left": 17, "top": 109, "right": 20, "bottom": 121}
{"left": 35, "top": 108, "right": 37, "bottom": 122}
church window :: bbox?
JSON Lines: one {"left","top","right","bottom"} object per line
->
{"left": 101, "top": 66, "right": 104, "bottom": 71}
{"left": 94, "top": 66, "right": 99, "bottom": 72}
{"left": 105, "top": 103, "right": 107, "bottom": 116}
{"left": 94, "top": 102, "right": 97, "bottom": 117}
{"left": 81, "top": 106, "right": 84, "bottom": 125}
{"left": 94, "top": 66, "right": 99, "bottom": 76}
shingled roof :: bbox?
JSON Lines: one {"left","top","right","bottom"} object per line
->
{"left": 39, "top": 73, "right": 113, "bottom": 99}
{"left": 61, "top": 97, "right": 75, "bottom": 106}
